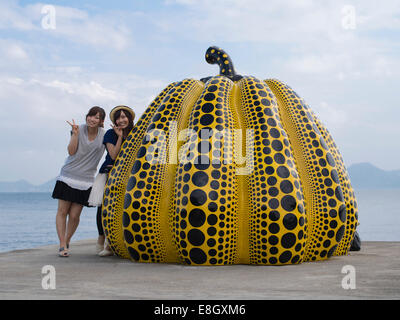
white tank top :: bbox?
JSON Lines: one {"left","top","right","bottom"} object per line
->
{"left": 57, "top": 124, "right": 105, "bottom": 190}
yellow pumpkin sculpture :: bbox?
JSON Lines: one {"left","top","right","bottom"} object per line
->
{"left": 101, "top": 46, "right": 359, "bottom": 265}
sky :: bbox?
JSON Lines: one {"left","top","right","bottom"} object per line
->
{"left": 0, "top": 0, "right": 399, "bottom": 184}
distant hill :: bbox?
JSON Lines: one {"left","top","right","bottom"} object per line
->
{"left": 0, "top": 178, "right": 56, "bottom": 192}
{"left": 0, "top": 162, "right": 399, "bottom": 192}
{"left": 348, "top": 162, "right": 400, "bottom": 189}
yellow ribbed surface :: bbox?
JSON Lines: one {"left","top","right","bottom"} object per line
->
{"left": 102, "top": 82, "right": 176, "bottom": 259}
{"left": 162, "top": 80, "right": 204, "bottom": 262}
{"left": 122, "top": 79, "right": 200, "bottom": 263}
{"left": 173, "top": 76, "right": 238, "bottom": 265}
{"left": 102, "top": 74, "right": 357, "bottom": 265}
{"left": 311, "top": 113, "right": 358, "bottom": 255}
{"left": 239, "top": 77, "right": 306, "bottom": 264}
{"left": 231, "top": 81, "right": 250, "bottom": 264}
{"left": 266, "top": 79, "right": 347, "bottom": 261}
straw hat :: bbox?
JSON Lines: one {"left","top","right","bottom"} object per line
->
{"left": 109, "top": 105, "right": 135, "bottom": 124}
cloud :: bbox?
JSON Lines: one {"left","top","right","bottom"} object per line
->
{"left": 0, "top": 67, "right": 167, "bottom": 184}
{"left": 0, "top": 40, "right": 29, "bottom": 61}
{"left": 0, "top": 0, "right": 36, "bottom": 30}
{"left": 313, "top": 101, "right": 348, "bottom": 128}
{"left": 0, "top": 1, "right": 132, "bottom": 51}
{"left": 162, "top": 0, "right": 400, "bottom": 79}
{"left": 0, "top": 0, "right": 399, "bottom": 184}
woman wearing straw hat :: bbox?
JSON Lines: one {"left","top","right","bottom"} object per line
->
{"left": 88, "top": 105, "right": 135, "bottom": 256}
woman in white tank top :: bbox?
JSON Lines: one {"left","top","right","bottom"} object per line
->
{"left": 52, "top": 106, "right": 106, "bottom": 257}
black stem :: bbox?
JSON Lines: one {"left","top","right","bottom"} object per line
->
{"left": 205, "top": 46, "right": 238, "bottom": 80}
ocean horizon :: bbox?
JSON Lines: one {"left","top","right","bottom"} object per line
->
{"left": 0, "top": 189, "right": 399, "bottom": 253}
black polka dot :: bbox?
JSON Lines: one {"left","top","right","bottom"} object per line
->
{"left": 335, "top": 186, "right": 344, "bottom": 202}
{"left": 331, "top": 169, "right": 339, "bottom": 183}
{"left": 188, "top": 229, "right": 205, "bottom": 246}
{"left": 207, "top": 227, "right": 217, "bottom": 236}
{"left": 279, "top": 251, "right": 292, "bottom": 263}
{"left": 268, "top": 198, "right": 279, "bottom": 209}
{"left": 271, "top": 140, "right": 283, "bottom": 151}
{"left": 281, "top": 233, "right": 296, "bottom": 248}
{"left": 281, "top": 195, "right": 296, "bottom": 212}
{"left": 336, "top": 225, "right": 345, "bottom": 242}
{"left": 277, "top": 166, "right": 290, "bottom": 178}
{"left": 268, "top": 223, "right": 280, "bottom": 234}
{"left": 326, "top": 153, "right": 335, "bottom": 166}
{"left": 192, "top": 171, "right": 209, "bottom": 187}
{"left": 131, "top": 160, "right": 141, "bottom": 174}
{"left": 128, "top": 247, "right": 140, "bottom": 261}
{"left": 208, "top": 85, "right": 218, "bottom": 92}
{"left": 137, "top": 146, "right": 146, "bottom": 158}
{"left": 204, "top": 93, "right": 215, "bottom": 101}
{"left": 280, "top": 180, "right": 293, "bottom": 194}
{"left": 124, "top": 230, "right": 134, "bottom": 245}
{"left": 123, "top": 194, "right": 132, "bottom": 210}
{"left": 269, "top": 235, "right": 279, "bottom": 245}
{"left": 267, "top": 118, "right": 276, "bottom": 126}
{"left": 283, "top": 213, "right": 297, "bottom": 230}
{"left": 189, "top": 209, "right": 206, "bottom": 227}
{"left": 269, "top": 128, "right": 280, "bottom": 138}
{"left": 208, "top": 202, "right": 218, "bottom": 212}
{"left": 207, "top": 214, "right": 218, "bottom": 225}
{"left": 189, "top": 248, "right": 207, "bottom": 264}
{"left": 201, "top": 103, "right": 214, "bottom": 113}
{"left": 261, "top": 99, "right": 271, "bottom": 107}
{"left": 274, "top": 153, "right": 285, "bottom": 164}
{"left": 208, "top": 191, "right": 218, "bottom": 200}
{"left": 269, "top": 210, "right": 280, "bottom": 221}
{"left": 323, "top": 240, "right": 331, "bottom": 248}
{"left": 338, "top": 204, "right": 346, "bottom": 222}
{"left": 267, "top": 176, "right": 277, "bottom": 186}
{"left": 190, "top": 189, "right": 207, "bottom": 206}
{"left": 122, "top": 212, "right": 130, "bottom": 228}
{"left": 319, "top": 137, "right": 328, "bottom": 150}
{"left": 200, "top": 114, "right": 214, "bottom": 126}
{"left": 328, "top": 245, "right": 338, "bottom": 257}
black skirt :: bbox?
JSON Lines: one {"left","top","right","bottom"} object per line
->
{"left": 52, "top": 180, "right": 92, "bottom": 207}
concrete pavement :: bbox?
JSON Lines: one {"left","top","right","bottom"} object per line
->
{"left": 0, "top": 240, "right": 399, "bottom": 299}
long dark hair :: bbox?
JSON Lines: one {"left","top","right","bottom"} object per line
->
{"left": 86, "top": 106, "right": 106, "bottom": 127}
{"left": 114, "top": 109, "right": 134, "bottom": 138}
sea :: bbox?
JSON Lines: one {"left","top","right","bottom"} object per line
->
{"left": 0, "top": 189, "right": 399, "bottom": 253}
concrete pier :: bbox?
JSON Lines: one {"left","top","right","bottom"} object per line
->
{"left": 0, "top": 240, "right": 399, "bottom": 299}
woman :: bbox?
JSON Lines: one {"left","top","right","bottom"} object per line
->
{"left": 88, "top": 105, "right": 135, "bottom": 256}
{"left": 52, "top": 106, "right": 106, "bottom": 257}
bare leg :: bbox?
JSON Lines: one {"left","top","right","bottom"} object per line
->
{"left": 97, "top": 235, "right": 105, "bottom": 246}
{"left": 56, "top": 199, "right": 72, "bottom": 250}
{"left": 65, "top": 202, "right": 84, "bottom": 246}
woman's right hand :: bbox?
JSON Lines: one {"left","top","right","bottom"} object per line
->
{"left": 67, "top": 119, "right": 79, "bottom": 136}
{"left": 111, "top": 124, "right": 123, "bottom": 138}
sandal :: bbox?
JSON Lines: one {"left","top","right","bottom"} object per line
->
{"left": 58, "top": 247, "right": 69, "bottom": 257}
{"left": 98, "top": 249, "right": 113, "bottom": 257}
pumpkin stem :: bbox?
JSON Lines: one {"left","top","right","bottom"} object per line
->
{"left": 205, "top": 46, "right": 239, "bottom": 80}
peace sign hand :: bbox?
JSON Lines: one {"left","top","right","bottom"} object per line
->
{"left": 67, "top": 119, "right": 79, "bottom": 136}
{"left": 111, "top": 124, "right": 123, "bottom": 138}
